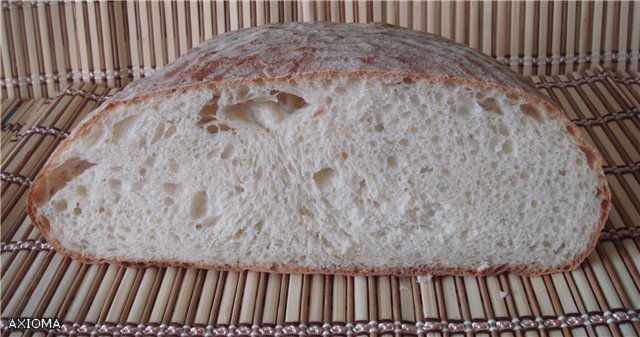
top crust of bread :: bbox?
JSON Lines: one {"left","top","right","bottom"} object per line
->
{"left": 112, "top": 22, "right": 546, "bottom": 104}
{"left": 28, "top": 22, "right": 611, "bottom": 276}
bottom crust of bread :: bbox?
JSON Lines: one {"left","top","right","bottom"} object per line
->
{"left": 27, "top": 193, "right": 610, "bottom": 277}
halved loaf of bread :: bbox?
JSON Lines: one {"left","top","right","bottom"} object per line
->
{"left": 28, "top": 22, "right": 610, "bottom": 276}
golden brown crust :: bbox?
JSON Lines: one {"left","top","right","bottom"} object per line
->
{"left": 27, "top": 22, "right": 611, "bottom": 277}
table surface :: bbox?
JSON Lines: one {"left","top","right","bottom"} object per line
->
{"left": 1, "top": 68, "right": 639, "bottom": 337}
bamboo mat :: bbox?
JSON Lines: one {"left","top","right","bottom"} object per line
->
{"left": 2, "top": 0, "right": 639, "bottom": 100}
{"left": 1, "top": 68, "right": 640, "bottom": 336}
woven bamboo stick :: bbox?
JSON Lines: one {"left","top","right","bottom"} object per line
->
{"left": 35, "top": 4, "right": 54, "bottom": 95}
{"left": 1, "top": 8, "right": 13, "bottom": 99}
{"left": 481, "top": 1, "right": 492, "bottom": 56}
{"left": 150, "top": 2, "right": 164, "bottom": 71}
{"left": 508, "top": 1, "right": 519, "bottom": 72}
{"left": 632, "top": 4, "right": 640, "bottom": 72}
{"left": 604, "top": 2, "right": 616, "bottom": 71}
{"left": 9, "top": 4, "right": 28, "bottom": 98}
{"left": 87, "top": 2, "right": 101, "bottom": 87}
{"left": 191, "top": 1, "right": 204, "bottom": 46}
{"left": 22, "top": 1, "right": 46, "bottom": 97}
{"left": 551, "top": 1, "right": 562, "bottom": 75}
{"left": 139, "top": 2, "right": 154, "bottom": 77}
{"left": 126, "top": 2, "right": 140, "bottom": 81}
{"left": 177, "top": 2, "right": 189, "bottom": 55}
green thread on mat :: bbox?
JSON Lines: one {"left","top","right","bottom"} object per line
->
{"left": 2, "top": 104, "right": 21, "bottom": 124}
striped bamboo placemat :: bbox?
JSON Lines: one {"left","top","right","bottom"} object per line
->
{"left": 2, "top": 0, "right": 639, "bottom": 100}
{"left": 1, "top": 69, "right": 639, "bottom": 337}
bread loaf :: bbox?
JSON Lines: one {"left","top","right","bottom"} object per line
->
{"left": 28, "top": 22, "right": 610, "bottom": 276}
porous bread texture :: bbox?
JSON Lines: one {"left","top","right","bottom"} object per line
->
{"left": 32, "top": 75, "right": 605, "bottom": 274}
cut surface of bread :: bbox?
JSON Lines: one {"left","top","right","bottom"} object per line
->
{"left": 28, "top": 23, "right": 610, "bottom": 276}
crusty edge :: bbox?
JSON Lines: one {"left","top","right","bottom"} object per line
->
{"left": 27, "top": 72, "right": 611, "bottom": 277}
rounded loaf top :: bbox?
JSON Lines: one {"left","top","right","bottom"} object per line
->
{"left": 112, "top": 22, "right": 543, "bottom": 104}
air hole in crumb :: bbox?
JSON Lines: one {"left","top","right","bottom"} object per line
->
{"left": 197, "top": 96, "right": 220, "bottom": 133}
{"left": 200, "top": 216, "right": 220, "bottom": 228}
{"left": 254, "top": 221, "right": 264, "bottom": 232}
{"left": 218, "top": 91, "right": 308, "bottom": 131}
{"left": 54, "top": 200, "right": 68, "bottom": 212}
{"left": 168, "top": 159, "right": 180, "bottom": 173}
{"left": 459, "top": 228, "right": 469, "bottom": 240}
{"left": 402, "top": 77, "right": 413, "bottom": 84}
{"left": 231, "top": 228, "right": 245, "bottom": 240}
{"left": 42, "top": 158, "right": 95, "bottom": 202}
{"left": 559, "top": 169, "right": 567, "bottom": 176}
{"left": 143, "top": 156, "right": 155, "bottom": 167}
{"left": 441, "top": 168, "right": 450, "bottom": 177}
{"left": 299, "top": 207, "right": 313, "bottom": 217}
{"left": 206, "top": 125, "right": 219, "bottom": 133}
{"left": 420, "top": 167, "right": 433, "bottom": 174}
{"left": 456, "top": 105, "right": 471, "bottom": 115}
{"left": 386, "top": 155, "right": 397, "bottom": 168}
{"left": 275, "top": 91, "right": 309, "bottom": 112}
{"left": 399, "top": 139, "right": 409, "bottom": 146}
{"left": 314, "top": 168, "right": 335, "bottom": 190}
{"left": 520, "top": 103, "right": 544, "bottom": 123}
{"left": 163, "top": 125, "right": 177, "bottom": 139}
{"left": 221, "top": 144, "right": 235, "bottom": 159}
{"left": 150, "top": 122, "right": 165, "bottom": 144}
{"left": 374, "top": 123, "right": 385, "bottom": 132}
{"left": 112, "top": 114, "right": 142, "bottom": 142}
{"left": 359, "top": 179, "right": 367, "bottom": 190}
{"left": 76, "top": 185, "right": 87, "bottom": 196}
{"left": 73, "top": 205, "right": 82, "bottom": 215}
{"left": 164, "top": 197, "right": 174, "bottom": 206}
{"left": 190, "top": 191, "right": 208, "bottom": 219}
{"left": 138, "top": 167, "right": 147, "bottom": 176}
{"left": 501, "top": 140, "right": 514, "bottom": 154}
{"left": 206, "top": 150, "right": 217, "bottom": 159}
{"left": 477, "top": 97, "right": 503, "bottom": 115}
{"left": 162, "top": 183, "right": 180, "bottom": 195}
{"left": 108, "top": 179, "right": 121, "bottom": 190}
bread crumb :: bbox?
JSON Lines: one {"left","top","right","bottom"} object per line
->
{"left": 416, "top": 275, "right": 433, "bottom": 285}
{"left": 499, "top": 291, "right": 509, "bottom": 298}
{"left": 341, "top": 152, "right": 348, "bottom": 160}
{"left": 477, "top": 262, "right": 489, "bottom": 272}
